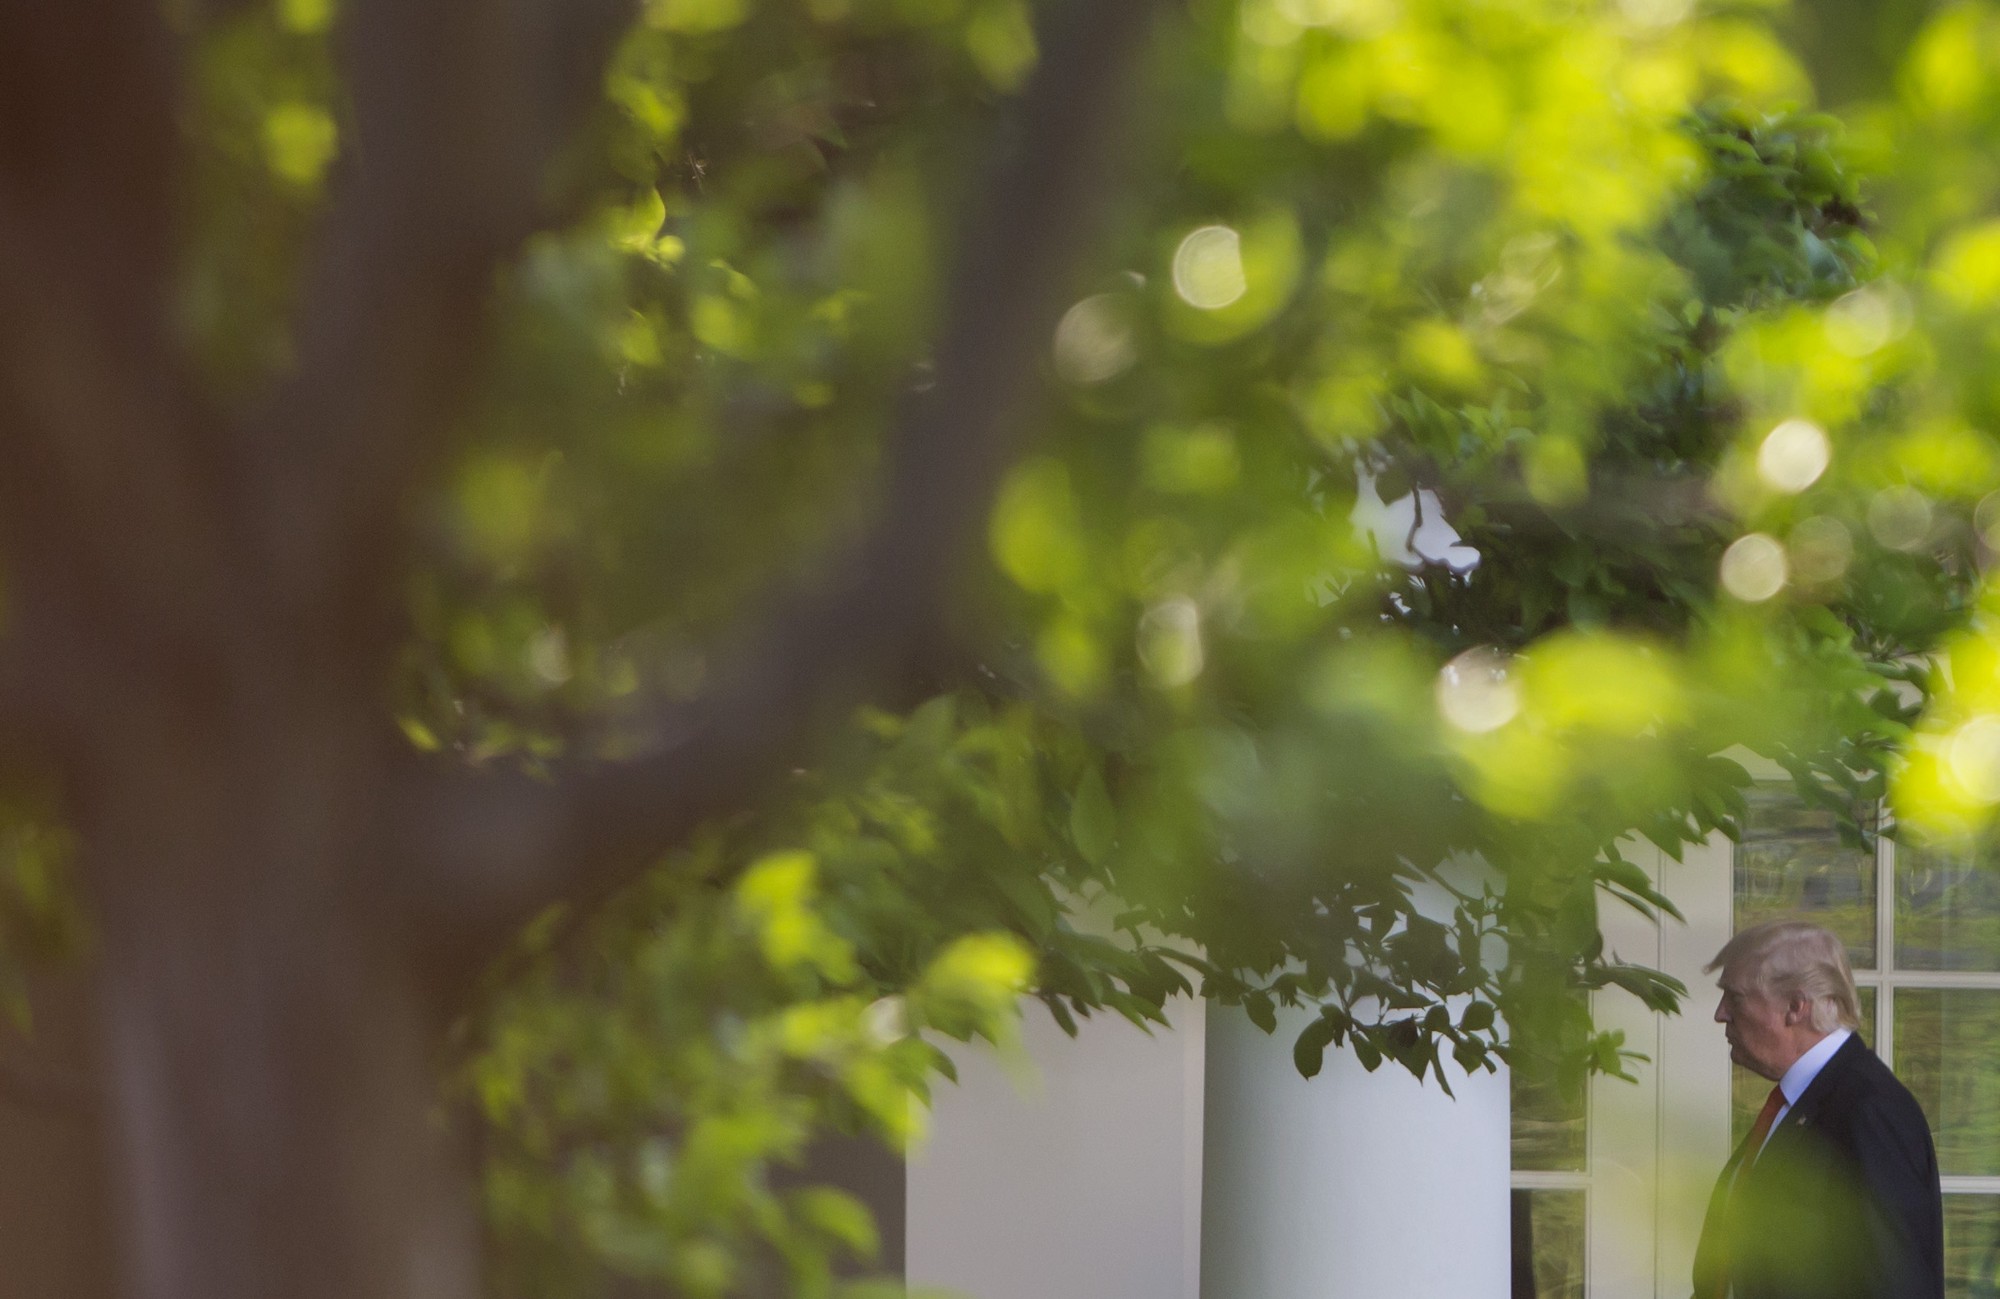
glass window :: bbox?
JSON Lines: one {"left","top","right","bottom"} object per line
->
{"left": 1895, "top": 989, "right": 2000, "bottom": 1177}
{"left": 1945, "top": 1194, "right": 2000, "bottom": 1299}
{"left": 1735, "top": 786, "right": 1878, "bottom": 968}
{"left": 1510, "top": 1188, "right": 1585, "bottom": 1299}
{"left": 1717, "top": 787, "right": 2000, "bottom": 1299}
{"left": 1896, "top": 842, "right": 2000, "bottom": 973}
{"left": 1512, "top": 1051, "right": 1587, "bottom": 1173}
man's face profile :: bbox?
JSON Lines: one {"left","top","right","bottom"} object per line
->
{"left": 1713, "top": 963, "right": 1801, "bottom": 1081}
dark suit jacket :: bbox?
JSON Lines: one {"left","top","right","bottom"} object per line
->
{"left": 1692, "top": 1035, "right": 1944, "bottom": 1299}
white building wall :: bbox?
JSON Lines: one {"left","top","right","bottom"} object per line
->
{"left": 905, "top": 998, "right": 1206, "bottom": 1299}
{"left": 908, "top": 990, "right": 1511, "bottom": 1299}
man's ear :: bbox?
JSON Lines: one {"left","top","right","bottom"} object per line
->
{"left": 1785, "top": 995, "right": 1813, "bottom": 1026}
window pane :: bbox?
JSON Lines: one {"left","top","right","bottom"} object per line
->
{"left": 1511, "top": 1188, "right": 1586, "bottom": 1299}
{"left": 1896, "top": 842, "right": 2000, "bottom": 972}
{"left": 1896, "top": 990, "right": 2000, "bottom": 1177}
{"left": 1734, "top": 988, "right": 1876, "bottom": 1145}
{"left": 1511, "top": 1049, "right": 1587, "bottom": 1173}
{"left": 1944, "top": 1194, "right": 2000, "bottom": 1299}
{"left": 1735, "top": 786, "right": 1878, "bottom": 968}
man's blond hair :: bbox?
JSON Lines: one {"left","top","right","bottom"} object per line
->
{"left": 1706, "top": 919, "right": 1863, "bottom": 1034}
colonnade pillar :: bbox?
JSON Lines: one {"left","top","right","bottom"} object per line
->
{"left": 1200, "top": 1001, "right": 1511, "bottom": 1299}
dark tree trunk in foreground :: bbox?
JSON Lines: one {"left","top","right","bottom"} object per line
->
{"left": 83, "top": 712, "right": 476, "bottom": 1298}
{"left": 0, "top": 965, "right": 116, "bottom": 1299}
{"left": 0, "top": 1, "right": 1163, "bottom": 1294}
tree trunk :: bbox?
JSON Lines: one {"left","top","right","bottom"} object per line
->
{"left": 80, "top": 701, "right": 476, "bottom": 1299}
{"left": 0, "top": 963, "right": 118, "bottom": 1299}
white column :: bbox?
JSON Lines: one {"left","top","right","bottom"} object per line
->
{"left": 1651, "top": 831, "right": 1736, "bottom": 1299}
{"left": 1200, "top": 1001, "right": 1511, "bottom": 1299}
{"left": 906, "top": 997, "right": 1206, "bottom": 1299}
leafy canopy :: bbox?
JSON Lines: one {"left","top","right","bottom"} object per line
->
{"left": 12, "top": 0, "right": 2000, "bottom": 1294}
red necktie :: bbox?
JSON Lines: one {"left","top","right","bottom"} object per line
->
{"left": 1740, "top": 1084, "right": 1787, "bottom": 1172}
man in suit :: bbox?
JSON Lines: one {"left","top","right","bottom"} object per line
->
{"left": 1693, "top": 919, "right": 1944, "bottom": 1299}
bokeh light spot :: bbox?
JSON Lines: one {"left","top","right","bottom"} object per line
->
{"left": 527, "top": 626, "right": 572, "bottom": 685}
{"left": 1824, "top": 285, "right": 1909, "bottom": 357}
{"left": 1053, "top": 294, "right": 1138, "bottom": 385}
{"left": 1867, "top": 486, "right": 1934, "bottom": 551}
{"left": 1172, "top": 226, "right": 1248, "bottom": 310}
{"left": 1947, "top": 716, "right": 2000, "bottom": 805}
{"left": 1978, "top": 492, "right": 2000, "bottom": 548}
{"left": 1617, "top": 0, "right": 1692, "bottom": 27}
{"left": 1274, "top": 0, "right": 1398, "bottom": 37}
{"left": 1787, "top": 516, "right": 1853, "bottom": 586}
{"left": 1138, "top": 598, "right": 1205, "bottom": 687}
{"left": 1720, "top": 533, "right": 1788, "bottom": 602}
{"left": 1756, "top": 418, "right": 1831, "bottom": 494}
{"left": 1436, "top": 648, "right": 1519, "bottom": 734}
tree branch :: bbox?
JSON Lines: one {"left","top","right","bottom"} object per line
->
{"left": 239, "top": 0, "right": 638, "bottom": 643}
{"left": 399, "top": 0, "right": 1169, "bottom": 963}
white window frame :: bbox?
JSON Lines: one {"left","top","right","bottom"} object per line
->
{"left": 1859, "top": 827, "right": 2000, "bottom": 1204}
{"left": 1510, "top": 771, "right": 2000, "bottom": 1298}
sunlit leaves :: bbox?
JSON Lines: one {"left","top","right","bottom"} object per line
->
{"left": 964, "top": 0, "right": 1037, "bottom": 90}
{"left": 157, "top": 0, "right": 2000, "bottom": 1290}
{"left": 260, "top": 100, "right": 336, "bottom": 189}
{"left": 1897, "top": 633, "right": 2000, "bottom": 840}
{"left": 736, "top": 853, "right": 861, "bottom": 984}
{"left": 647, "top": 0, "right": 751, "bottom": 36}
{"left": 276, "top": 0, "right": 333, "bottom": 35}
{"left": 990, "top": 457, "right": 1087, "bottom": 597}
{"left": 609, "top": 187, "right": 673, "bottom": 257}
{"left": 179, "top": 4, "right": 340, "bottom": 389}
{"left": 908, "top": 933, "right": 1035, "bottom": 1041}
{"left": 1445, "top": 631, "right": 1688, "bottom": 820}
{"left": 469, "top": 698, "right": 1155, "bottom": 1294}
{"left": 1931, "top": 221, "right": 2000, "bottom": 308}
{"left": 1142, "top": 422, "right": 1242, "bottom": 494}
{"left": 0, "top": 795, "right": 83, "bottom": 1032}
{"left": 1900, "top": 4, "right": 1997, "bottom": 122}
{"left": 453, "top": 453, "right": 565, "bottom": 572}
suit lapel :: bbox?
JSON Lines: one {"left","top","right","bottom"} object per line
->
{"left": 1755, "top": 1033, "right": 1865, "bottom": 1163}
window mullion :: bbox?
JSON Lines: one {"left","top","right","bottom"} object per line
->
{"left": 1878, "top": 806, "right": 1896, "bottom": 1061}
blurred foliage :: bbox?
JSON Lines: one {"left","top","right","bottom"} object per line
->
{"left": 62, "top": 0, "right": 2000, "bottom": 1291}
{"left": 0, "top": 782, "right": 84, "bottom": 1032}
{"left": 464, "top": 697, "right": 1178, "bottom": 1296}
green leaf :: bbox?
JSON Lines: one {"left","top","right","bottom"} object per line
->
{"left": 902, "top": 695, "right": 958, "bottom": 757}
{"left": 1069, "top": 767, "right": 1116, "bottom": 866}
{"left": 792, "top": 1187, "right": 879, "bottom": 1260}
{"left": 1352, "top": 1032, "right": 1383, "bottom": 1073}
{"left": 1292, "top": 1013, "right": 1339, "bottom": 1079}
